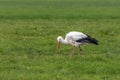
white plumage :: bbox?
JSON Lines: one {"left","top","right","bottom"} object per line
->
{"left": 57, "top": 31, "right": 98, "bottom": 59}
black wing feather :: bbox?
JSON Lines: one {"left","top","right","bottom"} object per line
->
{"left": 76, "top": 34, "right": 98, "bottom": 45}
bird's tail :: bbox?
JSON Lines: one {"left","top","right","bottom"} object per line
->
{"left": 88, "top": 37, "right": 98, "bottom": 45}
{"left": 86, "top": 35, "right": 98, "bottom": 45}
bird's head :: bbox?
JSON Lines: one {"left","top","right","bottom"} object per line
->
{"left": 57, "top": 36, "right": 63, "bottom": 49}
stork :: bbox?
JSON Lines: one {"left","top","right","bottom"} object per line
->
{"left": 57, "top": 31, "right": 98, "bottom": 59}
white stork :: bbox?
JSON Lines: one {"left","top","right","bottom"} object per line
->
{"left": 57, "top": 31, "right": 98, "bottom": 59}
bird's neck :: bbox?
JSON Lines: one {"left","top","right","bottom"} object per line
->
{"left": 61, "top": 38, "right": 68, "bottom": 44}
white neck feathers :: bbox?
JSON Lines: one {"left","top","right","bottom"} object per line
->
{"left": 57, "top": 36, "right": 68, "bottom": 44}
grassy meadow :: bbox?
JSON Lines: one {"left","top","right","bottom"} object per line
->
{"left": 0, "top": 0, "right": 120, "bottom": 80}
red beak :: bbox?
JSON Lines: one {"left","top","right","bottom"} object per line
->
{"left": 58, "top": 42, "right": 60, "bottom": 49}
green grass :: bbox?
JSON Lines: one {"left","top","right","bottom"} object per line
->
{"left": 0, "top": 0, "right": 120, "bottom": 19}
{"left": 0, "top": 0, "right": 120, "bottom": 80}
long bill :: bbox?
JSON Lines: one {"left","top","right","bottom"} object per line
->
{"left": 57, "top": 42, "right": 60, "bottom": 52}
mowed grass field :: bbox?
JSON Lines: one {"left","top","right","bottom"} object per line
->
{"left": 0, "top": 0, "right": 120, "bottom": 80}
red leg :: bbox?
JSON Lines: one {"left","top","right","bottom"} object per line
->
{"left": 79, "top": 46, "right": 83, "bottom": 55}
{"left": 69, "top": 46, "right": 75, "bottom": 59}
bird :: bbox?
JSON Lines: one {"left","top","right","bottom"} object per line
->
{"left": 57, "top": 31, "right": 98, "bottom": 59}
